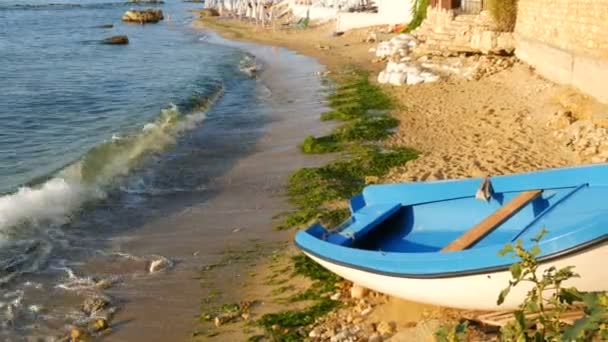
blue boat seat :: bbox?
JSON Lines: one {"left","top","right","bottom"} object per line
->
{"left": 327, "top": 203, "right": 402, "bottom": 246}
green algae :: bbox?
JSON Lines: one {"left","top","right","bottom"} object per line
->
{"left": 300, "top": 135, "right": 340, "bottom": 154}
{"left": 283, "top": 67, "right": 416, "bottom": 229}
{"left": 278, "top": 145, "right": 417, "bottom": 230}
{"left": 257, "top": 299, "right": 340, "bottom": 341}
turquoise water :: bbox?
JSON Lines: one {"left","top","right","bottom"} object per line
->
{"left": 0, "top": 1, "right": 256, "bottom": 227}
{"left": 0, "top": 0, "right": 245, "bottom": 193}
{"left": 0, "top": 1, "right": 268, "bottom": 334}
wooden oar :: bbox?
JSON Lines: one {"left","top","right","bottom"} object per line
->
{"left": 441, "top": 190, "right": 543, "bottom": 252}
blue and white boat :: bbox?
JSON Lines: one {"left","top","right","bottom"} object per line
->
{"left": 294, "top": 164, "right": 608, "bottom": 310}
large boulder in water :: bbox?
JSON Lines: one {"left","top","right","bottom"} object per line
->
{"left": 122, "top": 9, "right": 164, "bottom": 23}
{"left": 102, "top": 35, "right": 129, "bottom": 45}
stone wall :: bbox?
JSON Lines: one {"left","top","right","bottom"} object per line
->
{"left": 412, "top": 7, "right": 515, "bottom": 55}
{"left": 515, "top": 0, "right": 608, "bottom": 103}
{"left": 516, "top": 0, "right": 608, "bottom": 58}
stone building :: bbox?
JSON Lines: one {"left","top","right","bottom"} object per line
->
{"left": 514, "top": 0, "right": 608, "bottom": 103}
{"left": 412, "top": 1, "right": 514, "bottom": 56}
{"left": 415, "top": 0, "right": 607, "bottom": 104}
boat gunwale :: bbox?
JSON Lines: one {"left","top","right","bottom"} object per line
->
{"left": 295, "top": 235, "right": 608, "bottom": 279}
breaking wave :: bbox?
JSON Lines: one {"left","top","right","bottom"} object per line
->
{"left": 0, "top": 84, "right": 224, "bottom": 240}
{"left": 238, "top": 53, "right": 262, "bottom": 78}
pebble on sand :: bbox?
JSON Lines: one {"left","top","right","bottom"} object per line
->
{"left": 350, "top": 284, "right": 369, "bottom": 299}
{"left": 92, "top": 318, "right": 109, "bottom": 332}
{"left": 148, "top": 257, "right": 172, "bottom": 273}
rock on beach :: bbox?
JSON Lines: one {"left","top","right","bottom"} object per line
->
{"left": 148, "top": 256, "right": 172, "bottom": 273}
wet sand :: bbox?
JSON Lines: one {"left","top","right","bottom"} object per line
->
{"left": 94, "top": 33, "right": 335, "bottom": 341}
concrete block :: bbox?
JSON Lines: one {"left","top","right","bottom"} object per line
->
{"left": 515, "top": 34, "right": 574, "bottom": 85}
{"left": 572, "top": 54, "right": 608, "bottom": 103}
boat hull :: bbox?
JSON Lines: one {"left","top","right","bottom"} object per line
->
{"left": 303, "top": 241, "right": 608, "bottom": 310}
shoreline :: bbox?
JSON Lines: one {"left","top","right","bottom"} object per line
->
{"left": 101, "top": 27, "right": 339, "bottom": 341}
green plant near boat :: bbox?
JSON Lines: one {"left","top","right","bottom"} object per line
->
{"left": 435, "top": 321, "right": 470, "bottom": 342}
{"left": 262, "top": 68, "right": 416, "bottom": 339}
{"left": 289, "top": 254, "right": 342, "bottom": 300}
{"left": 279, "top": 145, "right": 417, "bottom": 229}
{"left": 285, "top": 67, "right": 417, "bottom": 229}
{"left": 251, "top": 254, "right": 343, "bottom": 340}
{"left": 496, "top": 229, "right": 608, "bottom": 341}
{"left": 257, "top": 299, "right": 340, "bottom": 341}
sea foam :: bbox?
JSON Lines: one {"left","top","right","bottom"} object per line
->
{"left": 0, "top": 86, "right": 224, "bottom": 237}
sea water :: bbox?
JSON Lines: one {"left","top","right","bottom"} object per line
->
{"left": 0, "top": 0, "right": 268, "bottom": 336}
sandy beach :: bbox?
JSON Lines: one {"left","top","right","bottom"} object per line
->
{"left": 195, "top": 19, "right": 583, "bottom": 180}
{"left": 86, "top": 33, "right": 337, "bottom": 341}
{"left": 187, "top": 16, "right": 607, "bottom": 341}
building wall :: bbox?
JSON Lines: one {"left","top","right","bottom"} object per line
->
{"left": 516, "top": 0, "right": 608, "bottom": 58}
{"left": 290, "top": 1, "right": 339, "bottom": 21}
{"left": 514, "top": 0, "right": 608, "bottom": 103}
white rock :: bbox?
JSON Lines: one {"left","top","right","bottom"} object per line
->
{"left": 360, "top": 307, "right": 373, "bottom": 316}
{"left": 350, "top": 325, "right": 362, "bottom": 335}
{"left": 330, "top": 292, "right": 341, "bottom": 300}
{"left": 386, "top": 61, "right": 398, "bottom": 73}
{"left": 389, "top": 72, "right": 407, "bottom": 86}
{"left": 422, "top": 74, "right": 440, "bottom": 83}
{"left": 369, "top": 47, "right": 376, "bottom": 52}
{"left": 330, "top": 329, "right": 351, "bottom": 342}
{"left": 309, "top": 327, "right": 322, "bottom": 338}
{"left": 29, "top": 305, "right": 42, "bottom": 313}
{"left": 397, "top": 33, "right": 415, "bottom": 41}
{"left": 377, "top": 71, "right": 389, "bottom": 84}
{"left": 395, "top": 63, "right": 407, "bottom": 72}
{"left": 148, "top": 257, "right": 172, "bottom": 273}
{"left": 350, "top": 284, "right": 369, "bottom": 299}
{"left": 404, "top": 66, "right": 420, "bottom": 74}
{"left": 406, "top": 73, "right": 425, "bottom": 85}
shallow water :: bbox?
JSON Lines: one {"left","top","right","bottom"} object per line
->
{"left": 0, "top": 1, "right": 331, "bottom": 339}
